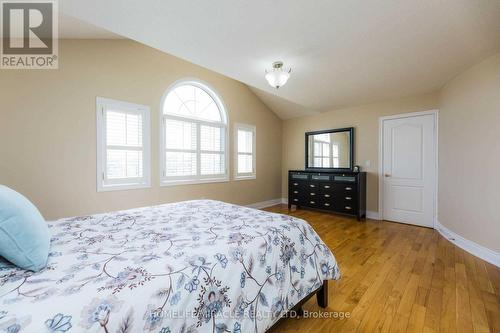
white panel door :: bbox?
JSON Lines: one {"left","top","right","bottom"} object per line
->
{"left": 382, "top": 113, "right": 436, "bottom": 227}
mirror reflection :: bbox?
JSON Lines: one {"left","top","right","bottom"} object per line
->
{"left": 307, "top": 130, "right": 352, "bottom": 169}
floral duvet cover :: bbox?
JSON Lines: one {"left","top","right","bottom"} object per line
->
{"left": 0, "top": 200, "right": 340, "bottom": 333}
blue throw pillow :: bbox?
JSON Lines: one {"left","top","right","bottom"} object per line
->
{"left": 0, "top": 185, "right": 50, "bottom": 271}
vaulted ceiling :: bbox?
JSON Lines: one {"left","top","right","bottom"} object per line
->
{"left": 61, "top": 0, "right": 500, "bottom": 119}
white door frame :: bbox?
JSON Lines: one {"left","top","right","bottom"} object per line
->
{"left": 378, "top": 109, "right": 439, "bottom": 227}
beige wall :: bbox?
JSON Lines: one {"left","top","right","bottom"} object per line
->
{"left": 0, "top": 40, "right": 282, "bottom": 220}
{"left": 439, "top": 52, "right": 500, "bottom": 252}
{"left": 282, "top": 93, "right": 439, "bottom": 212}
{"left": 1, "top": 39, "right": 497, "bottom": 253}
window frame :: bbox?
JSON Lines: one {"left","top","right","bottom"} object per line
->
{"left": 159, "top": 79, "right": 229, "bottom": 186}
{"left": 96, "top": 97, "right": 151, "bottom": 192}
{"left": 234, "top": 123, "right": 256, "bottom": 180}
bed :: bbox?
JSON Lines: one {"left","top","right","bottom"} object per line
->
{"left": 0, "top": 200, "right": 340, "bottom": 333}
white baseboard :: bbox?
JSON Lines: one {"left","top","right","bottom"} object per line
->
{"left": 366, "top": 211, "right": 381, "bottom": 220}
{"left": 246, "top": 198, "right": 283, "bottom": 209}
{"left": 435, "top": 221, "right": 500, "bottom": 267}
{"left": 281, "top": 198, "right": 288, "bottom": 205}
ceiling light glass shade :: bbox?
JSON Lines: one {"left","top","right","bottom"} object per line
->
{"left": 265, "top": 61, "right": 291, "bottom": 89}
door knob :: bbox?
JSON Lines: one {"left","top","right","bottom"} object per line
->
{"left": 384, "top": 174, "right": 391, "bottom": 177}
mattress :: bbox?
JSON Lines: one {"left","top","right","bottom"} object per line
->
{"left": 0, "top": 200, "right": 340, "bottom": 333}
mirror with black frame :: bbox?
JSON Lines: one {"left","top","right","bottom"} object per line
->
{"left": 305, "top": 127, "right": 354, "bottom": 171}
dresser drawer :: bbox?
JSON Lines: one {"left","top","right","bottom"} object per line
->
{"left": 318, "top": 182, "right": 356, "bottom": 192}
{"left": 290, "top": 172, "right": 309, "bottom": 180}
{"left": 290, "top": 192, "right": 319, "bottom": 205}
{"left": 310, "top": 174, "right": 331, "bottom": 182}
{"left": 304, "top": 188, "right": 321, "bottom": 199}
{"left": 289, "top": 180, "right": 308, "bottom": 189}
{"left": 333, "top": 183, "right": 356, "bottom": 193}
{"left": 319, "top": 200, "right": 335, "bottom": 210}
{"left": 318, "top": 183, "right": 335, "bottom": 192}
{"left": 320, "top": 192, "right": 335, "bottom": 200}
{"left": 291, "top": 189, "right": 327, "bottom": 201}
{"left": 291, "top": 195, "right": 320, "bottom": 207}
{"left": 336, "top": 203, "right": 357, "bottom": 214}
{"left": 304, "top": 182, "right": 320, "bottom": 190}
{"left": 290, "top": 188, "right": 306, "bottom": 197}
{"left": 305, "top": 198, "right": 320, "bottom": 207}
{"left": 332, "top": 175, "right": 357, "bottom": 183}
{"left": 340, "top": 194, "right": 357, "bottom": 206}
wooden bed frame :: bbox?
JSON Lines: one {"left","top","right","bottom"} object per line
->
{"left": 267, "top": 280, "right": 329, "bottom": 331}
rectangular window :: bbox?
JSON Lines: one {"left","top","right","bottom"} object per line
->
{"left": 164, "top": 118, "right": 197, "bottom": 177}
{"left": 235, "top": 123, "right": 256, "bottom": 180}
{"left": 96, "top": 97, "right": 151, "bottom": 191}
{"left": 161, "top": 117, "right": 228, "bottom": 185}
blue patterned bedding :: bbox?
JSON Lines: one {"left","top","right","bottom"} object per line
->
{"left": 0, "top": 200, "right": 340, "bottom": 333}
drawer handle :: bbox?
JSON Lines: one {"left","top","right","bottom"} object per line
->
{"left": 293, "top": 183, "right": 298, "bottom": 186}
{"left": 310, "top": 193, "right": 315, "bottom": 196}
{"left": 324, "top": 194, "right": 330, "bottom": 198}
{"left": 293, "top": 191, "right": 298, "bottom": 194}
{"left": 345, "top": 206, "right": 352, "bottom": 210}
{"left": 293, "top": 198, "right": 298, "bottom": 202}
{"left": 324, "top": 203, "right": 330, "bottom": 207}
{"left": 310, "top": 201, "right": 315, "bottom": 204}
{"left": 345, "top": 197, "right": 352, "bottom": 200}
{"left": 309, "top": 184, "right": 316, "bottom": 188}
{"left": 324, "top": 185, "right": 330, "bottom": 189}
{"left": 345, "top": 187, "right": 352, "bottom": 190}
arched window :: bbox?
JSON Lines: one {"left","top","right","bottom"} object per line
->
{"left": 160, "top": 80, "right": 228, "bottom": 185}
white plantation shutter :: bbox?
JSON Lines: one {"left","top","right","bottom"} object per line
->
{"left": 164, "top": 118, "right": 197, "bottom": 176}
{"left": 96, "top": 97, "right": 151, "bottom": 191}
{"left": 106, "top": 150, "right": 142, "bottom": 179}
{"left": 106, "top": 111, "right": 143, "bottom": 179}
{"left": 235, "top": 123, "right": 256, "bottom": 179}
{"left": 161, "top": 81, "right": 228, "bottom": 185}
{"left": 200, "top": 125, "right": 225, "bottom": 175}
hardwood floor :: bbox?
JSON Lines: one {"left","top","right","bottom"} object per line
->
{"left": 264, "top": 205, "right": 500, "bottom": 333}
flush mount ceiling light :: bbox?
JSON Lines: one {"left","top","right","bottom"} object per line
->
{"left": 265, "top": 61, "right": 291, "bottom": 89}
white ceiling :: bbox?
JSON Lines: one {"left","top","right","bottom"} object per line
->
{"left": 60, "top": 0, "right": 500, "bottom": 119}
{"left": 4, "top": 12, "right": 121, "bottom": 38}
{"left": 59, "top": 14, "right": 121, "bottom": 39}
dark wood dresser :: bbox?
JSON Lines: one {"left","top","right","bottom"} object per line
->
{"left": 288, "top": 170, "right": 366, "bottom": 220}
